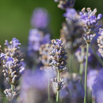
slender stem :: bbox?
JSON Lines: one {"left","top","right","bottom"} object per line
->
{"left": 90, "top": 44, "right": 103, "bottom": 67}
{"left": 69, "top": 53, "right": 73, "bottom": 73}
{"left": 92, "top": 95, "right": 95, "bottom": 103}
{"left": 84, "top": 43, "right": 89, "bottom": 103}
{"left": 79, "top": 47, "right": 84, "bottom": 75}
{"left": 48, "top": 78, "right": 51, "bottom": 103}
{"left": 56, "top": 71, "right": 60, "bottom": 103}
{"left": 11, "top": 84, "right": 14, "bottom": 96}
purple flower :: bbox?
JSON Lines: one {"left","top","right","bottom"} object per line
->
{"left": 4, "top": 38, "right": 21, "bottom": 49}
{"left": 19, "top": 69, "right": 54, "bottom": 103}
{"left": 50, "top": 39, "right": 67, "bottom": 72}
{"left": 31, "top": 8, "right": 49, "bottom": 29}
{"left": 12, "top": 38, "right": 21, "bottom": 48}
{"left": 0, "top": 53, "right": 6, "bottom": 59}
{"left": 87, "top": 70, "right": 98, "bottom": 90}
{"left": 61, "top": 9, "right": 84, "bottom": 52}
{"left": 3, "top": 38, "right": 25, "bottom": 85}
{"left": 29, "top": 29, "right": 43, "bottom": 42}
{"left": 28, "top": 29, "right": 50, "bottom": 52}
{"left": 63, "top": 8, "right": 77, "bottom": 19}
{"left": 41, "top": 33, "right": 51, "bottom": 44}
{"left": 5, "top": 57, "right": 14, "bottom": 68}
{"left": 79, "top": 8, "right": 102, "bottom": 43}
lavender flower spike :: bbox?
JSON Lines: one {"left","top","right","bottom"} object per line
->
{"left": 80, "top": 8, "right": 102, "bottom": 43}
{"left": 3, "top": 38, "right": 25, "bottom": 100}
{"left": 50, "top": 39, "right": 67, "bottom": 102}
{"left": 31, "top": 8, "right": 49, "bottom": 29}
{"left": 50, "top": 39, "right": 67, "bottom": 72}
{"left": 61, "top": 8, "right": 84, "bottom": 52}
{"left": 28, "top": 29, "right": 50, "bottom": 52}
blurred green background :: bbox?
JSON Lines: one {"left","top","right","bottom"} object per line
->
{"left": 0, "top": 0, "right": 103, "bottom": 46}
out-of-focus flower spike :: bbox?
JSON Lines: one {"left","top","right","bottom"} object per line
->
{"left": 31, "top": 8, "right": 49, "bottom": 29}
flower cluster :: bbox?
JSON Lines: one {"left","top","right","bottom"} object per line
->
{"left": 28, "top": 29, "right": 50, "bottom": 56}
{"left": 61, "top": 9, "right": 84, "bottom": 52}
{"left": 2, "top": 38, "right": 25, "bottom": 100}
{"left": 52, "top": 78, "right": 64, "bottom": 91}
{"left": 50, "top": 39, "right": 67, "bottom": 93}
{"left": 79, "top": 8, "right": 102, "bottom": 43}
{"left": 39, "top": 43, "right": 52, "bottom": 66}
{"left": 54, "top": 0, "right": 75, "bottom": 9}
{"left": 50, "top": 39, "right": 67, "bottom": 72}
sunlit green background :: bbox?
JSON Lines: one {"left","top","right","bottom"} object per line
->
{"left": 0, "top": 0, "right": 103, "bottom": 46}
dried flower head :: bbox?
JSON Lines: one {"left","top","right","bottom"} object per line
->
{"left": 80, "top": 8, "right": 102, "bottom": 43}
{"left": 39, "top": 43, "right": 52, "bottom": 66}
{"left": 75, "top": 47, "right": 90, "bottom": 63}
{"left": 4, "top": 89, "right": 16, "bottom": 100}
{"left": 50, "top": 39, "right": 67, "bottom": 72}
{"left": 52, "top": 78, "right": 65, "bottom": 91}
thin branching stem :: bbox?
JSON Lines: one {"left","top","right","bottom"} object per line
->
{"left": 56, "top": 71, "right": 60, "bottom": 103}
{"left": 84, "top": 43, "right": 89, "bottom": 103}
{"left": 79, "top": 47, "right": 84, "bottom": 75}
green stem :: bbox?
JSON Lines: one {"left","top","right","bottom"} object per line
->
{"left": 56, "top": 71, "right": 60, "bottom": 103}
{"left": 79, "top": 47, "right": 84, "bottom": 75}
{"left": 92, "top": 95, "right": 95, "bottom": 103}
{"left": 84, "top": 43, "right": 89, "bottom": 103}
{"left": 48, "top": 79, "right": 51, "bottom": 103}
{"left": 90, "top": 44, "right": 103, "bottom": 67}
{"left": 11, "top": 84, "right": 14, "bottom": 96}
{"left": 69, "top": 53, "right": 73, "bottom": 73}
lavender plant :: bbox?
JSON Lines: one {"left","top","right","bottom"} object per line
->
{"left": 27, "top": 8, "right": 51, "bottom": 68}
{"left": 1, "top": 38, "right": 25, "bottom": 101}
{"left": 79, "top": 8, "right": 102, "bottom": 103}
{"left": 50, "top": 39, "right": 67, "bottom": 103}
{"left": 61, "top": 8, "right": 84, "bottom": 53}
{"left": 0, "top": 1, "right": 103, "bottom": 103}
